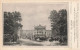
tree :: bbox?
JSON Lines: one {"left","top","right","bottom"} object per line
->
{"left": 58, "top": 9, "right": 67, "bottom": 36}
{"left": 4, "top": 11, "right": 23, "bottom": 42}
{"left": 49, "top": 9, "right": 67, "bottom": 43}
{"left": 49, "top": 10, "right": 59, "bottom": 37}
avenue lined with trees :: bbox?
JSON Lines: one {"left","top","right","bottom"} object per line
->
{"left": 3, "top": 9, "right": 67, "bottom": 45}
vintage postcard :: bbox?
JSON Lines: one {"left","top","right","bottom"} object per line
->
{"left": 0, "top": 0, "right": 80, "bottom": 50}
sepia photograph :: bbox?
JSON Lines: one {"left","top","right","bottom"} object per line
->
{"left": 3, "top": 2, "right": 68, "bottom": 46}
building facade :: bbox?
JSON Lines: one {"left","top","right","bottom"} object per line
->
{"left": 20, "top": 25, "right": 52, "bottom": 40}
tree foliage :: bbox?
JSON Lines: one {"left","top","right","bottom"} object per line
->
{"left": 4, "top": 11, "right": 23, "bottom": 42}
{"left": 49, "top": 9, "right": 67, "bottom": 38}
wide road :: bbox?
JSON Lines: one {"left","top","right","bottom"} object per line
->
{"left": 19, "top": 39, "right": 60, "bottom": 46}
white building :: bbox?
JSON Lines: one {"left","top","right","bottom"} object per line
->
{"left": 20, "top": 25, "right": 52, "bottom": 40}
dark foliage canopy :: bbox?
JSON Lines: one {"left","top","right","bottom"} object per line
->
{"left": 49, "top": 9, "right": 67, "bottom": 37}
{"left": 4, "top": 11, "right": 23, "bottom": 42}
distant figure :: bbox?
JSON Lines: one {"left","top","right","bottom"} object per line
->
{"left": 48, "top": 37, "right": 53, "bottom": 42}
{"left": 59, "top": 39, "right": 62, "bottom": 43}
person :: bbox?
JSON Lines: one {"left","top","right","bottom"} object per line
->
{"left": 49, "top": 37, "right": 53, "bottom": 42}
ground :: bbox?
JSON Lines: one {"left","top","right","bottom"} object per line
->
{"left": 4, "top": 38, "right": 67, "bottom": 46}
{"left": 18, "top": 38, "right": 60, "bottom": 46}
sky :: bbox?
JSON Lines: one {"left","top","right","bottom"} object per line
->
{"left": 3, "top": 3, "right": 68, "bottom": 30}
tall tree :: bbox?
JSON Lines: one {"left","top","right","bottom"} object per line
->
{"left": 49, "top": 10, "right": 59, "bottom": 37}
{"left": 49, "top": 9, "right": 67, "bottom": 41}
{"left": 4, "top": 11, "right": 23, "bottom": 42}
{"left": 58, "top": 9, "right": 67, "bottom": 36}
